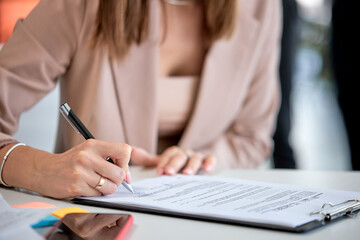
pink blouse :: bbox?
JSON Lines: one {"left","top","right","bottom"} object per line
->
{"left": 157, "top": 76, "right": 200, "bottom": 153}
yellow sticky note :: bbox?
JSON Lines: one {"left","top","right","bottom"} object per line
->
{"left": 12, "top": 202, "right": 57, "bottom": 209}
{"left": 51, "top": 207, "right": 90, "bottom": 219}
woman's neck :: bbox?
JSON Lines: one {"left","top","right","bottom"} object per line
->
{"left": 159, "top": 1, "right": 207, "bottom": 77}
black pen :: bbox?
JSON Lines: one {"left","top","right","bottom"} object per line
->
{"left": 59, "top": 102, "right": 134, "bottom": 193}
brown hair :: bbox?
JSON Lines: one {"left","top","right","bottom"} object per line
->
{"left": 91, "top": 0, "right": 237, "bottom": 61}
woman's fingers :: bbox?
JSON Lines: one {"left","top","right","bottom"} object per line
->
{"left": 182, "top": 152, "right": 204, "bottom": 175}
{"left": 59, "top": 140, "right": 131, "bottom": 197}
{"left": 92, "top": 175, "right": 118, "bottom": 196}
{"left": 156, "top": 146, "right": 182, "bottom": 175}
{"left": 156, "top": 146, "right": 217, "bottom": 176}
{"left": 202, "top": 154, "right": 216, "bottom": 172}
{"left": 164, "top": 153, "right": 188, "bottom": 175}
{"left": 130, "top": 146, "right": 158, "bottom": 167}
{"left": 83, "top": 139, "right": 132, "bottom": 170}
{"left": 58, "top": 156, "right": 119, "bottom": 197}
{"left": 83, "top": 139, "right": 130, "bottom": 184}
{"left": 88, "top": 155, "right": 126, "bottom": 186}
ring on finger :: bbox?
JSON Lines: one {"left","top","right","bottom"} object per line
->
{"left": 95, "top": 176, "right": 106, "bottom": 190}
{"left": 183, "top": 149, "right": 193, "bottom": 160}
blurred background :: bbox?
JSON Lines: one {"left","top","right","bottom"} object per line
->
{"left": 0, "top": 0, "right": 353, "bottom": 171}
{"left": 288, "top": 0, "right": 351, "bottom": 170}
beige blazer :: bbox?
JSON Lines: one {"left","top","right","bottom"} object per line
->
{"left": 0, "top": 0, "right": 281, "bottom": 169}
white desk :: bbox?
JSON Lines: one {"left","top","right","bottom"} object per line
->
{"left": 1, "top": 167, "right": 360, "bottom": 240}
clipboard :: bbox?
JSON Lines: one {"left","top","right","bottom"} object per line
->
{"left": 73, "top": 198, "right": 360, "bottom": 232}
{"left": 310, "top": 199, "right": 360, "bottom": 221}
{"left": 72, "top": 175, "right": 360, "bottom": 233}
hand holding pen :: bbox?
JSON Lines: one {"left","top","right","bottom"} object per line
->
{"left": 60, "top": 102, "right": 134, "bottom": 194}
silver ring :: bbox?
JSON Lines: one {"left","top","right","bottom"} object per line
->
{"left": 95, "top": 176, "right": 106, "bottom": 190}
{"left": 183, "top": 150, "right": 193, "bottom": 160}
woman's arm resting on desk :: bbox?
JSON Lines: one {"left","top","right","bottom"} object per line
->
{"left": 0, "top": 139, "right": 131, "bottom": 198}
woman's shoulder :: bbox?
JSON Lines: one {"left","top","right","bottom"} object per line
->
{"left": 22, "top": 0, "right": 99, "bottom": 38}
{"left": 26, "top": 0, "right": 98, "bottom": 22}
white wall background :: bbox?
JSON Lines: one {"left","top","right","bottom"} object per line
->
{"left": 13, "top": 84, "right": 60, "bottom": 153}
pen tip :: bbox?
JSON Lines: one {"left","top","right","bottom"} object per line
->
{"left": 129, "top": 186, "right": 134, "bottom": 194}
{"left": 122, "top": 181, "right": 135, "bottom": 194}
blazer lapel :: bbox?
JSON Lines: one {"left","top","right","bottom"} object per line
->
{"left": 179, "top": 9, "right": 260, "bottom": 149}
{"left": 110, "top": 0, "right": 160, "bottom": 153}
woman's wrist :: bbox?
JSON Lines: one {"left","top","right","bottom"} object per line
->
{"left": 0, "top": 143, "right": 18, "bottom": 186}
{"left": 0, "top": 144, "right": 48, "bottom": 190}
{"left": 0, "top": 143, "right": 26, "bottom": 186}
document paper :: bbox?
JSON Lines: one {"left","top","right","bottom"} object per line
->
{"left": 77, "top": 175, "right": 360, "bottom": 229}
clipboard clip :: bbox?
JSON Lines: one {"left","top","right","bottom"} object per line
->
{"left": 310, "top": 199, "right": 360, "bottom": 221}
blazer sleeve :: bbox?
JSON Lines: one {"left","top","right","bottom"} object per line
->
{"left": 198, "top": 1, "right": 282, "bottom": 169}
{"left": 0, "top": 0, "right": 86, "bottom": 147}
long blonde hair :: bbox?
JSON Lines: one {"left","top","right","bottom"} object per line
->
{"left": 91, "top": 0, "right": 237, "bottom": 61}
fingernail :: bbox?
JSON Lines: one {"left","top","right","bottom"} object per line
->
{"left": 183, "top": 168, "right": 193, "bottom": 175}
{"left": 204, "top": 164, "right": 213, "bottom": 172}
{"left": 157, "top": 168, "right": 164, "bottom": 176}
{"left": 126, "top": 171, "right": 132, "bottom": 184}
{"left": 166, "top": 167, "right": 175, "bottom": 175}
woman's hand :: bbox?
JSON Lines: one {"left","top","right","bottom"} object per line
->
{"left": 1, "top": 139, "right": 132, "bottom": 199}
{"left": 156, "top": 146, "right": 216, "bottom": 175}
{"left": 130, "top": 145, "right": 216, "bottom": 176}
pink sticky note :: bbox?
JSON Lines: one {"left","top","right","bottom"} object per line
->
{"left": 11, "top": 202, "right": 57, "bottom": 209}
